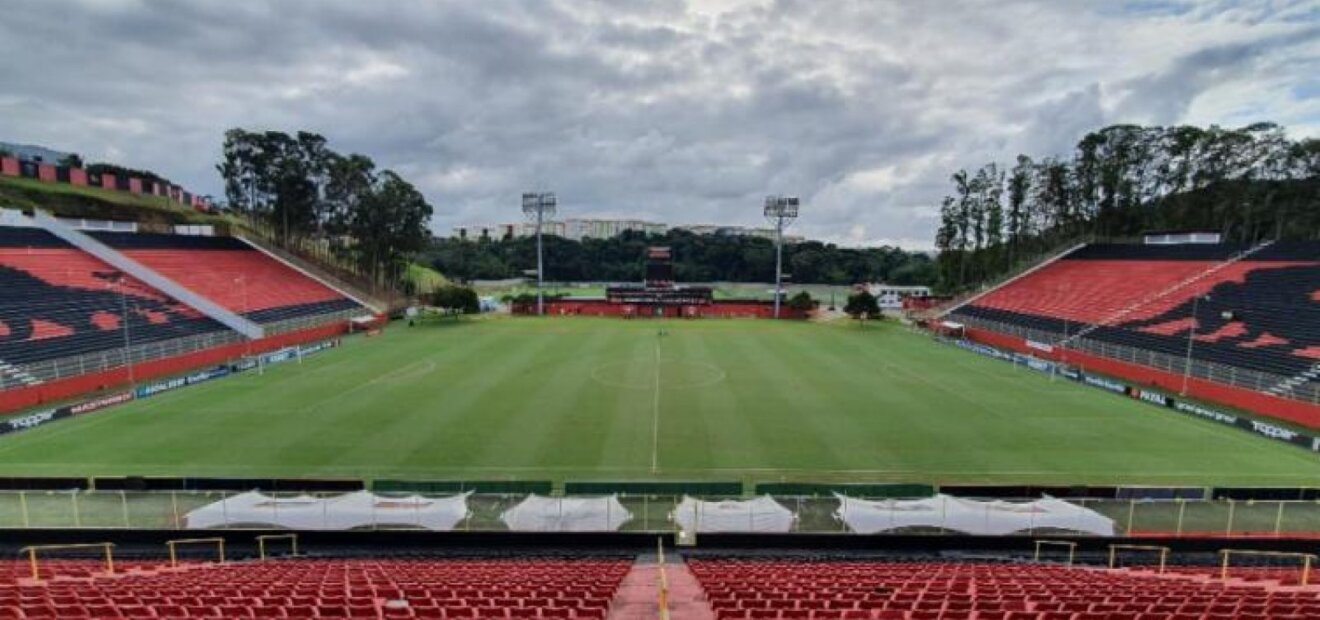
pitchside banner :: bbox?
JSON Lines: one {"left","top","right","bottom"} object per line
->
{"left": 0, "top": 389, "right": 134, "bottom": 436}
{"left": 135, "top": 365, "right": 230, "bottom": 399}
{"left": 951, "top": 337, "right": 1320, "bottom": 453}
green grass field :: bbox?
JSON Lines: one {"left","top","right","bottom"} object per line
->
{"left": 0, "top": 318, "right": 1316, "bottom": 486}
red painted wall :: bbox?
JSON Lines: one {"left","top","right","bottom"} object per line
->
{"left": 69, "top": 168, "right": 88, "bottom": 186}
{"left": 100, "top": 173, "right": 117, "bottom": 190}
{"left": 964, "top": 327, "right": 1320, "bottom": 429}
{"left": 0, "top": 157, "right": 18, "bottom": 177}
{"left": 36, "top": 164, "right": 56, "bottom": 182}
{"left": 0, "top": 322, "right": 351, "bottom": 414}
{"left": 128, "top": 178, "right": 143, "bottom": 194}
{"left": 515, "top": 299, "right": 810, "bottom": 319}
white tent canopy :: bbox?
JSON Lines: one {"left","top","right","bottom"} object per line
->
{"left": 835, "top": 494, "right": 1115, "bottom": 536}
{"left": 500, "top": 494, "right": 631, "bottom": 532}
{"left": 673, "top": 495, "right": 794, "bottom": 533}
{"left": 185, "top": 491, "right": 470, "bottom": 531}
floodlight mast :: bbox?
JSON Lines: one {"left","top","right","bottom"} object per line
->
{"left": 522, "top": 192, "right": 557, "bottom": 316}
{"left": 764, "top": 196, "right": 800, "bottom": 319}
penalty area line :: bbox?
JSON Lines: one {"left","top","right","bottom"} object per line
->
{"left": 651, "top": 337, "right": 661, "bottom": 473}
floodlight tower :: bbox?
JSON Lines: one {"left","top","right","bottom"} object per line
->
{"left": 764, "top": 195, "right": 800, "bottom": 319}
{"left": 522, "top": 191, "right": 557, "bottom": 316}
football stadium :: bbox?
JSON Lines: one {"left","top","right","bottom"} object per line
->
{"left": 2, "top": 2, "right": 1320, "bottom": 618}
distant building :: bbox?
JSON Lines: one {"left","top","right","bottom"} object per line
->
{"left": 676, "top": 224, "right": 803, "bottom": 243}
{"left": 452, "top": 219, "right": 804, "bottom": 243}
{"left": 454, "top": 218, "right": 664, "bottom": 241}
{"left": 862, "top": 283, "right": 933, "bottom": 310}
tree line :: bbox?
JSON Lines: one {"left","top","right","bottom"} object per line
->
{"left": 935, "top": 122, "right": 1320, "bottom": 291}
{"left": 217, "top": 129, "right": 434, "bottom": 287}
{"left": 422, "top": 229, "right": 938, "bottom": 286}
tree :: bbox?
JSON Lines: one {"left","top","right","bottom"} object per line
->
{"left": 217, "top": 128, "right": 435, "bottom": 290}
{"left": 843, "top": 291, "right": 880, "bottom": 323}
{"left": 786, "top": 291, "right": 815, "bottom": 313}
{"left": 930, "top": 121, "right": 1320, "bottom": 293}
{"left": 57, "top": 153, "right": 84, "bottom": 169}
{"left": 430, "top": 284, "right": 479, "bottom": 315}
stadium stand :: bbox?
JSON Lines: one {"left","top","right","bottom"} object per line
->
{"left": 0, "top": 556, "right": 631, "bottom": 619}
{"left": 89, "top": 232, "right": 364, "bottom": 325}
{"left": 946, "top": 242, "right": 1320, "bottom": 402}
{"left": 688, "top": 556, "right": 1320, "bottom": 619}
{"left": 0, "top": 227, "right": 228, "bottom": 379}
{"left": 0, "top": 225, "right": 367, "bottom": 395}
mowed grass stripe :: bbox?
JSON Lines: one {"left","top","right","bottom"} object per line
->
{"left": 0, "top": 317, "right": 1316, "bottom": 484}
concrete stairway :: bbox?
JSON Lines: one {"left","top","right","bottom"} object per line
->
{"left": 608, "top": 554, "right": 714, "bottom": 620}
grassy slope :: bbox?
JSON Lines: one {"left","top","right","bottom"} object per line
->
{"left": 0, "top": 176, "right": 221, "bottom": 226}
{"left": 406, "top": 263, "right": 450, "bottom": 292}
{"left": 0, "top": 318, "right": 1315, "bottom": 485}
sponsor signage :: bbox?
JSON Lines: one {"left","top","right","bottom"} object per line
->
{"left": 70, "top": 391, "right": 134, "bottom": 415}
{"left": 0, "top": 408, "right": 66, "bottom": 435}
{"left": 1026, "top": 340, "right": 1054, "bottom": 353}
{"left": 1083, "top": 375, "right": 1127, "bottom": 394}
{"left": 0, "top": 338, "right": 342, "bottom": 438}
{"left": 136, "top": 365, "right": 230, "bottom": 399}
{"left": 1135, "top": 389, "right": 1171, "bottom": 407}
{"left": 947, "top": 337, "right": 1320, "bottom": 453}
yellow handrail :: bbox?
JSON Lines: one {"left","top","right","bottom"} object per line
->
{"left": 256, "top": 534, "right": 299, "bottom": 560}
{"left": 1219, "top": 549, "right": 1316, "bottom": 586}
{"left": 657, "top": 537, "right": 670, "bottom": 620}
{"left": 165, "top": 537, "right": 226, "bottom": 567}
{"left": 18, "top": 543, "right": 115, "bottom": 581}
{"left": 1033, "top": 540, "right": 1078, "bottom": 566}
{"left": 1108, "top": 544, "right": 1171, "bottom": 573}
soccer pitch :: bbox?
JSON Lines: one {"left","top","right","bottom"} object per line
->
{"left": 0, "top": 318, "right": 1316, "bottom": 486}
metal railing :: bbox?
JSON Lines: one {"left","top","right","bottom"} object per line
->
{"left": 956, "top": 315, "right": 1320, "bottom": 404}
{"left": 0, "top": 311, "right": 356, "bottom": 391}
{"left": 0, "top": 490, "right": 1317, "bottom": 537}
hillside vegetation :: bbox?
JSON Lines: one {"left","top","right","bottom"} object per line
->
{"left": 0, "top": 175, "right": 223, "bottom": 228}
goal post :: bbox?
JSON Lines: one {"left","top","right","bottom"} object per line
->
{"left": 256, "top": 534, "right": 299, "bottom": 560}
{"left": 1218, "top": 549, "right": 1315, "bottom": 586}
{"left": 1032, "top": 539, "right": 1078, "bottom": 566}
{"left": 1108, "top": 544, "right": 1171, "bottom": 573}
{"left": 19, "top": 542, "right": 115, "bottom": 581}
{"left": 165, "top": 537, "right": 226, "bottom": 567}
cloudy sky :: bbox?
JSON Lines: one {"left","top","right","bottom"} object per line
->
{"left": 1, "top": 1, "right": 1316, "bottom": 249}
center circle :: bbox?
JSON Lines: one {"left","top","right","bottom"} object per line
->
{"left": 590, "top": 358, "right": 727, "bottom": 390}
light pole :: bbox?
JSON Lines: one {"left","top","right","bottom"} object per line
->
{"left": 109, "top": 273, "right": 135, "bottom": 387}
{"left": 764, "top": 195, "right": 800, "bottom": 319}
{"left": 521, "top": 192, "right": 557, "bottom": 316}
{"left": 1182, "top": 294, "right": 1209, "bottom": 395}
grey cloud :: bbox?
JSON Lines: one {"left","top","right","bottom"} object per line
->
{"left": 0, "top": 0, "right": 1315, "bottom": 250}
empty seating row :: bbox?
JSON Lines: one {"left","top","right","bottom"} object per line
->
{"left": 0, "top": 228, "right": 229, "bottom": 371}
{"left": 947, "top": 242, "right": 1320, "bottom": 391}
{"left": 689, "top": 557, "right": 1320, "bottom": 620}
{"left": 0, "top": 557, "right": 630, "bottom": 619}
{"left": 90, "top": 232, "right": 364, "bottom": 323}
{"left": 0, "top": 225, "right": 366, "bottom": 391}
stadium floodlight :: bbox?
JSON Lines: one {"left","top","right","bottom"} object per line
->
{"left": 764, "top": 195, "right": 800, "bottom": 319}
{"left": 522, "top": 192, "right": 557, "bottom": 316}
{"left": 105, "top": 271, "right": 136, "bottom": 387}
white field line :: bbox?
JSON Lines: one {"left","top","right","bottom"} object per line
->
{"left": 651, "top": 338, "right": 662, "bottom": 473}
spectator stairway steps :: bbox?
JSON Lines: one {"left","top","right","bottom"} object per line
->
{"left": 33, "top": 210, "right": 264, "bottom": 339}
{"left": 1268, "top": 360, "right": 1320, "bottom": 398}
{"left": 1054, "top": 239, "right": 1275, "bottom": 349}
{"left": 0, "top": 360, "right": 40, "bottom": 387}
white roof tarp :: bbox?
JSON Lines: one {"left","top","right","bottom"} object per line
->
{"left": 184, "top": 491, "right": 470, "bottom": 531}
{"left": 499, "top": 494, "right": 631, "bottom": 532}
{"left": 835, "top": 493, "right": 1114, "bottom": 536}
{"left": 673, "top": 495, "right": 795, "bottom": 533}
